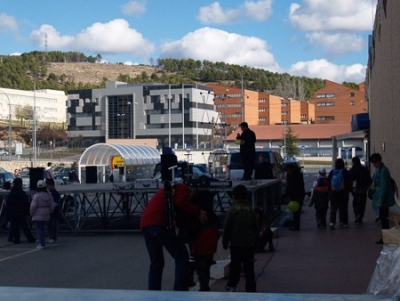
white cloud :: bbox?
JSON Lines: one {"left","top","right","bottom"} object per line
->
{"left": 29, "top": 19, "right": 154, "bottom": 58}
{"left": 244, "top": 0, "right": 273, "bottom": 21}
{"left": 197, "top": 2, "right": 241, "bottom": 24}
{"left": 160, "top": 27, "right": 280, "bottom": 71}
{"left": 0, "top": 13, "right": 18, "bottom": 33}
{"left": 288, "top": 0, "right": 377, "bottom": 57}
{"left": 306, "top": 32, "right": 365, "bottom": 56}
{"left": 121, "top": 1, "right": 146, "bottom": 16}
{"left": 197, "top": 0, "right": 273, "bottom": 24}
{"left": 288, "top": 59, "right": 366, "bottom": 83}
{"left": 289, "top": 0, "right": 377, "bottom": 32}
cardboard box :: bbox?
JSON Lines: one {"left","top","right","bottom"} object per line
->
{"left": 134, "top": 179, "right": 159, "bottom": 189}
{"left": 382, "top": 227, "right": 400, "bottom": 244}
{"left": 210, "top": 260, "right": 230, "bottom": 280}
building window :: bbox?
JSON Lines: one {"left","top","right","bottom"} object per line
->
{"left": 258, "top": 117, "right": 266, "bottom": 121}
{"left": 258, "top": 108, "right": 266, "bottom": 112}
{"left": 317, "top": 116, "right": 335, "bottom": 121}
{"left": 317, "top": 93, "right": 335, "bottom": 98}
{"left": 301, "top": 114, "right": 306, "bottom": 118}
{"left": 281, "top": 111, "right": 288, "bottom": 115}
{"left": 317, "top": 102, "right": 335, "bottom": 106}
{"left": 281, "top": 103, "right": 288, "bottom": 107}
{"left": 350, "top": 101, "right": 355, "bottom": 106}
{"left": 350, "top": 92, "right": 355, "bottom": 97}
{"left": 259, "top": 98, "right": 266, "bottom": 103}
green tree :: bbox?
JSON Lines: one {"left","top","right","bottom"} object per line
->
{"left": 282, "top": 125, "right": 300, "bottom": 157}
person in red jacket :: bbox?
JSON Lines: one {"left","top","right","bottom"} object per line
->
{"left": 190, "top": 189, "right": 219, "bottom": 291}
{"left": 140, "top": 183, "right": 207, "bottom": 291}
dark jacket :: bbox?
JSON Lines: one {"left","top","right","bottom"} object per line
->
{"left": 6, "top": 187, "right": 30, "bottom": 218}
{"left": 49, "top": 188, "right": 61, "bottom": 217}
{"left": 254, "top": 162, "right": 273, "bottom": 179}
{"left": 222, "top": 198, "right": 258, "bottom": 248}
{"left": 237, "top": 129, "right": 256, "bottom": 156}
{"left": 349, "top": 164, "right": 372, "bottom": 195}
{"left": 285, "top": 167, "right": 305, "bottom": 204}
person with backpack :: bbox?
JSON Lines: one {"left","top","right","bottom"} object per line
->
{"left": 328, "top": 158, "right": 353, "bottom": 230}
{"left": 369, "top": 153, "right": 396, "bottom": 244}
{"left": 309, "top": 167, "right": 330, "bottom": 229}
{"left": 349, "top": 157, "right": 372, "bottom": 224}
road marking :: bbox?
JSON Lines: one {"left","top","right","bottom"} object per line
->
{"left": 0, "top": 249, "right": 39, "bottom": 262}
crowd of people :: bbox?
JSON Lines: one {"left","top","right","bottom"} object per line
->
{"left": 1, "top": 121, "right": 394, "bottom": 293}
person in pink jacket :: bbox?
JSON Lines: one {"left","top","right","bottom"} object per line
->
{"left": 30, "top": 180, "right": 55, "bottom": 249}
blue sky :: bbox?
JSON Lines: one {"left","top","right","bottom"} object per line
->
{"left": 0, "top": 0, "right": 377, "bottom": 83}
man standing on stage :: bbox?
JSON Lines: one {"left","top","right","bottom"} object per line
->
{"left": 236, "top": 122, "right": 256, "bottom": 181}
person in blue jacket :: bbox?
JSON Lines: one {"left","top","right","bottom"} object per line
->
{"left": 370, "top": 153, "right": 395, "bottom": 244}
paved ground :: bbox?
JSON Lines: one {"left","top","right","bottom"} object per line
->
{"left": 0, "top": 197, "right": 387, "bottom": 296}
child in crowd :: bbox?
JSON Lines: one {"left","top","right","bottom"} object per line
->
{"left": 309, "top": 167, "right": 330, "bottom": 229}
{"left": 190, "top": 189, "right": 219, "bottom": 292}
{"left": 254, "top": 207, "right": 274, "bottom": 252}
{"left": 223, "top": 184, "right": 258, "bottom": 293}
{"left": 30, "top": 180, "right": 56, "bottom": 249}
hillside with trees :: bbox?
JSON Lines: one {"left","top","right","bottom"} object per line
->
{"left": 0, "top": 50, "right": 348, "bottom": 100}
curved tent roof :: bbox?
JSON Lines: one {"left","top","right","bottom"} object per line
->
{"left": 78, "top": 143, "right": 161, "bottom": 167}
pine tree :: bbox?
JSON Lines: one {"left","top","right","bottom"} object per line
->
{"left": 282, "top": 125, "right": 300, "bottom": 157}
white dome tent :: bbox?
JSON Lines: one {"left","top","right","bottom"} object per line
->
{"left": 78, "top": 143, "right": 161, "bottom": 183}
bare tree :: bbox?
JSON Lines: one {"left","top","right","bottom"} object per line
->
{"left": 297, "top": 78, "right": 306, "bottom": 101}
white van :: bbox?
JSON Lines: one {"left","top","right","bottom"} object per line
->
{"left": 208, "top": 148, "right": 285, "bottom": 182}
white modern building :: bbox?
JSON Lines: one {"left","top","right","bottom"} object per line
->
{"left": 0, "top": 87, "right": 67, "bottom": 124}
{"left": 67, "top": 81, "right": 219, "bottom": 150}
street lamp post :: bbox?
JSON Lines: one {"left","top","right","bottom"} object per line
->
{"left": 168, "top": 85, "right": 171, "bottom": 147}
{"left": 33, "top": 70, "right": 40, "bottom": 165}
{"left": 0, "top": 89, "right": 12, "bottom": 161}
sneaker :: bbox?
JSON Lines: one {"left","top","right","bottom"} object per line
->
{"left": 225, "top": 285, "right": 236, "bottom": 292}
{"left": 47, "top": 239, "right": 57, "bottom": 244}
{"left": 36, "top": 245, "right": 45, "bottom": 250}
{"left": 329, "top": 223, "right": 335, "bottom": 230}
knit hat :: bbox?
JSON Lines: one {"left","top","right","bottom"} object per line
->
{"left": 319, "top": 167, "right": 326, "bottom": 175}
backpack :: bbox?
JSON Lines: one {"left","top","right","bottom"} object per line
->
{"left": 331, "top": 169, "right": 345, "bottom": 192}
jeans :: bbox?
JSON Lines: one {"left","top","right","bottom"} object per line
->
{"left": 142, "top": 225, "right": 189, "bottom": 291}
{"left": 35, "top": 221, "right": 46, "bottom": 247}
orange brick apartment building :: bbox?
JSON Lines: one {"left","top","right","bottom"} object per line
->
{"left": 207, "top": 81, "right": 365, "bottom": 127}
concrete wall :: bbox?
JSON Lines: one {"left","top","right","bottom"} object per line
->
{"left": 368, "top": 1, "right": 400, "bottom": 184}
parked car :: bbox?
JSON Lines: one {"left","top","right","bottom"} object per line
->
{"left": 283, "top": 156, "right": 303, "bottom": 171}
{"left": 0, "top": 149, "right": 9, "bottom": 156}
{"left": 54, "top": 167, "right": 71, "bottom": 184}
{"left": 0, "top": 172, "right": 15, "bottom": 188}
